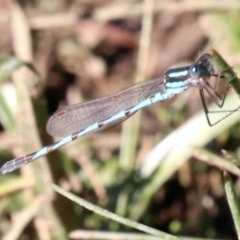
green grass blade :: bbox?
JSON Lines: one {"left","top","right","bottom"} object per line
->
{"left": 210, "top": 49, "right": 240, "bottom": 96}
{"left": 224, "top": 171, "right": 240, "bottom": 238}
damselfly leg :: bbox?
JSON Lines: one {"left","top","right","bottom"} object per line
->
{"left": 200, "top": 68, "right": 239, "bottom": 126}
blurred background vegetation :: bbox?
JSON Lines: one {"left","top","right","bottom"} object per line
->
{"left": 0, "top": 0, "right": 240, "bottom": 239}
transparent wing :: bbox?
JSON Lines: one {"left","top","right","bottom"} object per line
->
{"left": 47, "top": 77, "right": 166, "bottom": 137}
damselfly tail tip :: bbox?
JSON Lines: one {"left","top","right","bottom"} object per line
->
{"left": 0, "top": 161, "right": 16, "bottom": 174}
{"left": 0, "top": 164, "right": 8, "bottom": 175}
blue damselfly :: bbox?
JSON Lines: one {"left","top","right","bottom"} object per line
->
{"left": 0, "top": 53, "right": 235, "bottom": 174}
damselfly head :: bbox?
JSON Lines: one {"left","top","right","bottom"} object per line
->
{"left": 189, "top": 64, "right": 208, "bottom": 79}
{"left": 195, "top": 53, "right": 215, "bottom": 77}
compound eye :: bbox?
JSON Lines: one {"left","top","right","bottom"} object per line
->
{"left": 189, "top": 64, "right": 202, "bottom": 78}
